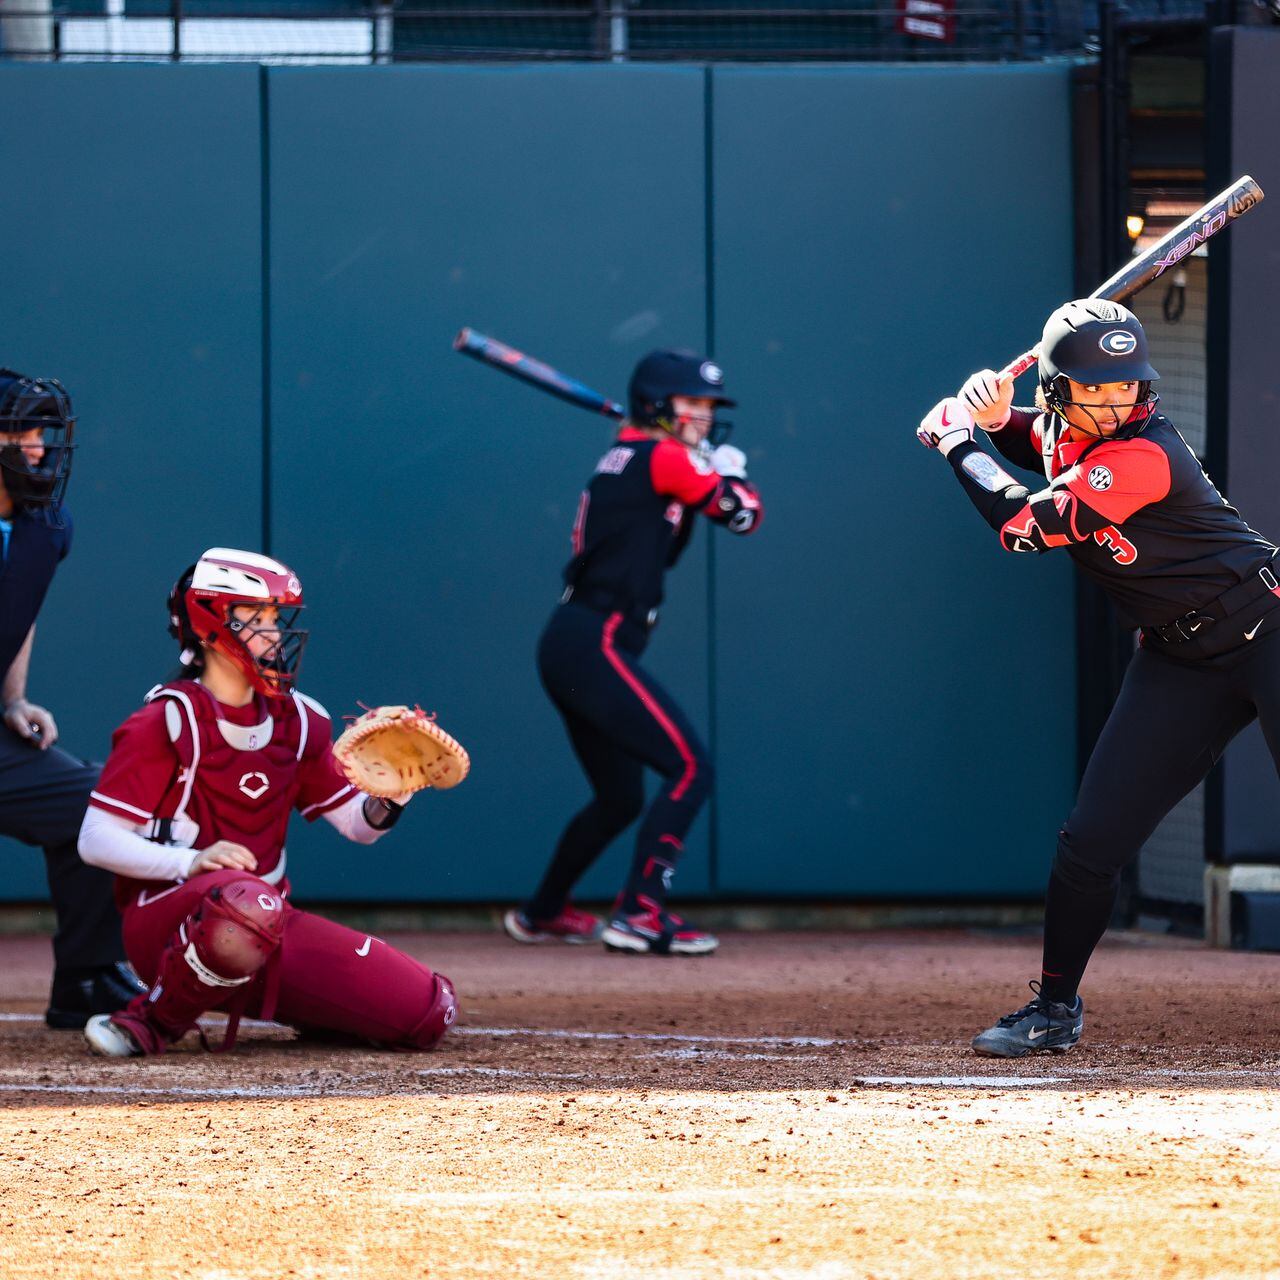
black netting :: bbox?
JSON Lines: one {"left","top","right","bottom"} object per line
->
{"left": 0, "top": 0, "right": 1221, "bottom": 64}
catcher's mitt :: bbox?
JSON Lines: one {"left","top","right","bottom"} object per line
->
{"left": 332, "top": 705, "right": 470, "bottom": 798}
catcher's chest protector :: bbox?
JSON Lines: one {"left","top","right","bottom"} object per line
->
{"left": 142, "top": 680, "right": 312, "bottom": 874}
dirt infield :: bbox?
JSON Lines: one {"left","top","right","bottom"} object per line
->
{"left": 2, "top": 926, "right": 1279, "bottom": 1279}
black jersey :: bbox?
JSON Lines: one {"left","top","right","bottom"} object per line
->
{"left": 0, "top": 504, "right": 72, "bottom": 680}
{"left": 950, "top": 409, "right": 1275, "bottom": 629}
{"left": 562, "top": 426, "right": 762, "bottom": 621}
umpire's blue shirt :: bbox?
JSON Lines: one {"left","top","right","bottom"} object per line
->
{"left": 0, "top": 506, "right": 72, "bottom": 680}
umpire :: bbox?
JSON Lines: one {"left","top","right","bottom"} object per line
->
{"left": 504, "top": 350, "right": 763, "bottom": 956}
{"left": 0, "top": 368, "right": 143, "bottom": 1027}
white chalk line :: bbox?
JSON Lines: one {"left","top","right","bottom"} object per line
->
{"left": 0, "top": 1081, "right": 372, "bottom": 1099}
{"left": 453, "top": 1026, "right": 840, "bottom": 1048}
{"left": 0, "top": 1011, "right": 838, "bottom": 1047}
{"left": 854, "top": 1075, "right": 1068, "bottom": 1088}
{"left": 648, "top": 1048, "right": 795, "bottom": 1062}
{"left": 4, "top": 1012, "right": 1278, "bottom": 1087}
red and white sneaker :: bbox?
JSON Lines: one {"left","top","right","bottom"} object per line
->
{"left": 502, "top": 905, "right": 604, "bottom": 945}
{"left": 601, "top": 897, "right": 718, "bottom": 956}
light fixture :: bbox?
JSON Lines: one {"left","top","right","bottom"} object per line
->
{"left": 1126, "top": 215, "right": 1145, "bottom": 240}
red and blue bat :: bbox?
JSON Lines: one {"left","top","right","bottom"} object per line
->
{"left": 453, "top": 328, "right": 625, "bottom": 420}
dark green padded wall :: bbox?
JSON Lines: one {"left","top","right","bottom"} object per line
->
{"left": 0, "top": 65, "right": 264, "bottom": 898}
{"left": 265, "top": 65, "right": 711, "bottom": 901}
{"left": 710, "top": 65, "right": 1076, "bottom": 897}
{"left": 0, "top": 60, "right": 1074, "bottom": 904}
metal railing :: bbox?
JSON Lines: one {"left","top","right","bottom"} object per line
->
{"left": 0, "top": 1, "right": 1220, "bottom": 64}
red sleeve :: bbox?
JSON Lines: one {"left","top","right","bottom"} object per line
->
{"left": 649, "top": 439, "right": 720, "bottom": 506}
{"left": 1060, "top": 439, "right": 1172, "bottom": 524}
{"left": 293, "top": 694, "right": 357, "bottom": 821}
{"left": 89, "top": 702, "right": 180, "bottom": 824}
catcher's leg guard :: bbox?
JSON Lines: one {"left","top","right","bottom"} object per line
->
{"left": 268, "top": 908, "right": 458, "bottom": 1049}
{"left": 140, "top": 878, "right": 286, "bottom": 1044}
{"left": 401, "top": 973, "right": 459, "bottom": 1050}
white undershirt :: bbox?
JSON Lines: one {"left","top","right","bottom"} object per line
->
{"left": 77, "top": 791, "right": 390, "bottom": 883}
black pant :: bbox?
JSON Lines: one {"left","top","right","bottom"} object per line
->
{"left": 0, "top": 726, "right": 124, "bottom": 972}
{"left": 1042, "top": 599, "right": 1280, "bottom": 1002}
{"left": 527, "top": 603, "right": 713, "bottom": 918}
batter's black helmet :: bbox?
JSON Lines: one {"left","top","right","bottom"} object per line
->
{"left": 0, "top": 368, "right": 76, "bottom": 523}
{"left": 628, "top": 349, "right": 736, "bottom": 433}
{"left": 1038, "top": 300, "right": 1159, "bottom": 434}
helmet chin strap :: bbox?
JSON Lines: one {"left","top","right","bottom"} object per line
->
{"left": 1045, "top": 379, "right": 1157, "bottom": 442}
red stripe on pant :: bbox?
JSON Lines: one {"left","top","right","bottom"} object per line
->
{"left": 601, "top": 612, "right": 698, "bottom": 801}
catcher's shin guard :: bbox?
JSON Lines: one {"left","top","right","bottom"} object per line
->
{"left": 400, "top": 973, "right": 458, "bottom": 1050}
{"left": 143, "top": 878, "right": 286, "bottom": 1045}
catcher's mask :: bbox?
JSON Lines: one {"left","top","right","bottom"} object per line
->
{"left": 168, "top": 547, "right": 308, "bottom": 699}
{"left": 1038, "top": 300, "right": 1160, "bottom": 439}
{"left": 628, "top": 348, "right": 736, "bottom": 446}
{"left": 0, "top": 367, "right": 76, "bottom": 525}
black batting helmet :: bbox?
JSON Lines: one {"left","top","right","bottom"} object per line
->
{"left": 0, "top": 368, "right": 76, "bottom": 523}
{"left": 628, "top": 349, "right": 736, "bottom": 436}
{"left": 1038, "top": 300, "right": 1159, "bottom": 435}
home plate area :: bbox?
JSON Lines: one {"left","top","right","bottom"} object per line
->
{"left": 1, "top": 929, "right": 1278, "bottom": 1279}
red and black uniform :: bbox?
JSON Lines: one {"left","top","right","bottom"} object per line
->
{"left": 526, "top": 427, "right": 762, "bottom": 919}
{"left": 948, "top": 409, "right": 1280, "bottom": 1002}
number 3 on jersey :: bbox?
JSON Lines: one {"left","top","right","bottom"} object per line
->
{"left": 1093, "top": 525, "right": 1137, "bottom": 566}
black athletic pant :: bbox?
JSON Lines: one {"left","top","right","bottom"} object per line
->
{"left": 1041, "top": 601, "right": 1280, "bottom": 1004}
{"left": 527, "top": 602, "right": 713, "bottom": 920}
{"left": 0, "top": 726, "right": 125, "bottom": 973}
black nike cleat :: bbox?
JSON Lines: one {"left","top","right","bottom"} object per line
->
{"left": 971, "top": 981, "right": 1084, "bottom": 1058}
{"left": 46, "top": 962, "right": 148, "bottom": 1030}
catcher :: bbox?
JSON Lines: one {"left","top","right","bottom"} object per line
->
{"left": 76, "top": 547, "right": 467, "bottom": 1057}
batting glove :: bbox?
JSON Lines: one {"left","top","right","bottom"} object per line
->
{"left": 916, "top": 398, "right": 975, "bottom": 456}
{"left": 958, "top": 368, "right": 1014, "bottom": 431}
{"left": 709, "top": 444, "right": 748, "bottom": 479}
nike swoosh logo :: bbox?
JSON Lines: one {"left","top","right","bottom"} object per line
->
{"left": 137, "top": 885, "right": 183, "bottom": 907}
{"left": 941, "top": 405, "right": 953, "bottom": 427}
{"left": 355, "top": 936, "right": 372, "bottom": 957}
{"left": 1026, "top": 1026, "right": 1048, "bottom": 1040}
{"left": 1246, "top": 619, "right": 1264, "bottom": 641}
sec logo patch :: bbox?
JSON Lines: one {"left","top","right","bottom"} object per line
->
{"left": 1088, "top": 465, "right": 1114, "bottom": 491}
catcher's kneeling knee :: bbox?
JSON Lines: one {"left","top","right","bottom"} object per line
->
{"left": 186, "top": 878, "right": 286, "bottom": 987}
{"left": 398, "top": 973, "right": 458, "bottom": 1050}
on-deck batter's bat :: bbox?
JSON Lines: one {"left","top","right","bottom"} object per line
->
{"left": 1000, "top": 174, "right": 1265, "bottom": 380}
{"left": 453, "top": 328, "right": 624, "bottom": 420}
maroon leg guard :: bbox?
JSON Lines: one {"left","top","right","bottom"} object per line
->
{"left": 267, "top": 908, "right": 459, "bottom": 1050}
{"left": 117, "top": 878, "right": 286, "bottom": 1053}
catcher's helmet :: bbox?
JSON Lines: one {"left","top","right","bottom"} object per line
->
{"left": 1038, "top": 300, "right": 1159, "bottom": 435}
{"left": 168, "top": 548, "right": 308, "bottom": 699}
{"left": 628, "top": 349, "right": 736, "bottom": 441}
{"left": 0, "top": 368, "right": 76, "bottom": 523}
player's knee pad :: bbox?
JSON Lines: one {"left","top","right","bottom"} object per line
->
{"left": 401, "top": 973, "right": 458, "bottom": 1051}
{"left": 1053, "top": 827, "right": 1124, "bottom": 892}
{"left": 185, "top": 878, "right": 286, "bottom": 988}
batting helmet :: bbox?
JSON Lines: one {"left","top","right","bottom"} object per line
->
{"left": 628, "top": 349, "right": 736, "bottom": 440}
{"left": 1038, "top": 300, "right": 1160, "bottom": 435}
{"left": 168, "top": 547, "right": 308, "bottom": 698}
{"left": 0, "top": 368, "right": 76, "bottom": 522}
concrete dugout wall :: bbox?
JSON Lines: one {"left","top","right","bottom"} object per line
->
{"left": 0, "top": 61, "right": 1075, "bottom": 902}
